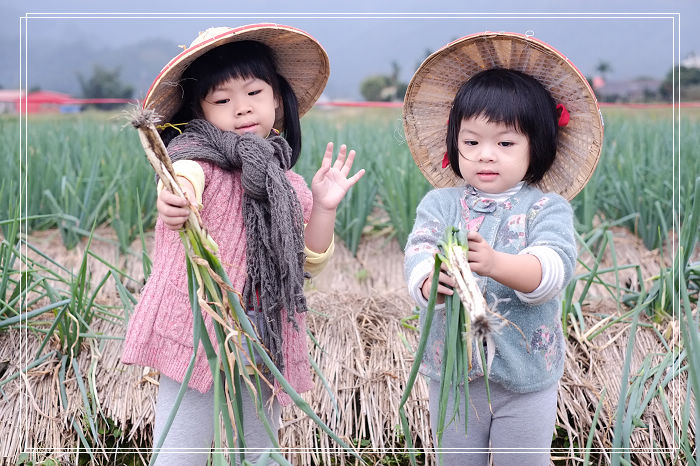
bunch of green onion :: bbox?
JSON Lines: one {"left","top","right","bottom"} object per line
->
{"left": 399, "top": 227, "right": 501, "bottom": 466}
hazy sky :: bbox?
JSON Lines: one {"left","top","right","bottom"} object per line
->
{"left": 3, "top": 1, "right": 698, "bottom": 100}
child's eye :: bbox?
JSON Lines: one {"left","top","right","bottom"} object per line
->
{"left": 214, "top": 98, "right": 230, "bottom": 104}
{"left": 248, "top": 90, "right": 262, "bottom": 96}
{"left": 463, "top": 140, "right": 478, "bottom": 146}
{"left": 499, "top": 141, "right": 514, "bottom": 147}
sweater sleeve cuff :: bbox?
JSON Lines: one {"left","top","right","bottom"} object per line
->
{"left": 303, "top": 227, "right": 335, "bottom": 278}
{"left": 515, "top": 246, "right": 565, "bottom": 304}
{"left": 157, "top": 160, "right": 205, "bottom": 205}
{"left": 408, "top": 259, "right": 447, "bottom": 310}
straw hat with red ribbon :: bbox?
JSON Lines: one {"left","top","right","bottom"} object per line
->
{"left": 403, "top": 31, "right": 604, "bottom": 200}
{"left": 143, "top": 23, "right": 330, "bottom": 133}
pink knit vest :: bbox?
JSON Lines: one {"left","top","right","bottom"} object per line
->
{"left": 121, "top": 161, "right": 314, "bottom": 406}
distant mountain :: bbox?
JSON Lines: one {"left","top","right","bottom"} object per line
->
{"left": 1, "top": 36, "right": 179, "bottom": 98}
{"left": 100, "top": 39, "right": 183, "bottom": 100}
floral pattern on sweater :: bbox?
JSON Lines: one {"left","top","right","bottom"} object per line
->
{"left": 404, "top": 183, "right": 576, "bottom": 393}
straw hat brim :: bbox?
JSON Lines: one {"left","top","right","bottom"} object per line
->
{"left": 403, "top": 31, "right": 604, "bottom": 200}
{"left": 144, "top": 23, "right": 329, "bottom": 132}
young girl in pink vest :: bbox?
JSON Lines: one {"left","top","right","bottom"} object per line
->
{"left": 121, "top": 24, "right": 364, "bottom": 465}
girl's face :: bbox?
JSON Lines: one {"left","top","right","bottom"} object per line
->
{"left": 457, "top": 115, "right": 530, "bottom": 194}
{"left": 201, "top": 76, "right": 279, "bottom": 138}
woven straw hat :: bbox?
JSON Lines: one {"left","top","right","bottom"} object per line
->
{"left": 403, "top": 31, "right": 603, "bottom": 200}
{"left": 144, "top": 23, "right": 329, "bottom": 131}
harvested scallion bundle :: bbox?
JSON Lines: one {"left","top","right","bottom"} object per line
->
{"left": 129, "top": 107, "right": 362, "bottom": 465}
{"left": 439, "top": 227, "right": 504, "bottom": 407}
{"left": 399, "top": 226, "right": 505, "bottom": 466}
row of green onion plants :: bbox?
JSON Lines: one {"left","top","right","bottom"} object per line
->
{"left": 3, "top": 108, "right": 697, "bottom": 256}
{"left": 1, "top": 105, "right": 698, "bottom": 463}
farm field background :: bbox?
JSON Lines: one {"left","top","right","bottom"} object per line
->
{"left": 3, "top": 106, "right": 698, "bottom": 254}
{"left": 0, "top": 106, "right": 698, "bottom": 465}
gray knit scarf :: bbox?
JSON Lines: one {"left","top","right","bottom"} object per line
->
{"left": 167, "top": 118, "right": 308, "bottom": 373}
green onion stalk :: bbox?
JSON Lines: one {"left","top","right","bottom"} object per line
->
{"left": 129, "top": 108, "right": 362, "bottom": 465}
{"left": 399, "top": 227, "right": 508, "bottom": 466}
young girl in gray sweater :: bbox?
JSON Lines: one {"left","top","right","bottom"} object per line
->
{"left": 403, "top": 32, "right": 603, "bottom": 465}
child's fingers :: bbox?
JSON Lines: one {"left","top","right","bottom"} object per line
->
{"left": 467, "top": 251, "right": 480, "bottom": 264}
{"left": 321, "top": 142, "right": 333, "bottom": 166}
{"left": 158, "top": 203, "right": 190, "bottom": 221}
{"left": 467, "top": 231, "right": 486, "bottom": 251}
{"left": 157, "top": 201, "right": 189, "bottom": 230}
{"left": 162, "top": 217, "right": 188, "bottom": 231}
{"left": 437, "top": 265, "right": 456, "bottom": 285}
{"left": 467, "top": 230, "right": 484, "bottom": 242}
{"left": 314, "top": 142, "right": 333, "bottom": 179}
{"left": 346, "top": 168, "right": 365, "bottom": 186}
{"left": 157, "top": 196, "right": 184, "bottom": 215}
{"left": 340, "top": 149, "right": 357, "bottom": 176}
{"left": 160, "top": 189, "right": 189, "bottom": 207}
{"left": 422, "top": 273, "right": 454, "bottom": 299}
{"left": 322, "top": 142, "right": 333, "bottom": 167}
{"left": 315, "top": 162, "right": 331, "bottom": 180}
{"left": 438, "top": 271, "right": 456, "bottom": 288}
{"left": 332, "top": 144, "right": 347, "bottom": 171}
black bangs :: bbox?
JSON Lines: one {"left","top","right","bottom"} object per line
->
{"left": 183, "top": 41, "right": 282, "bottom": 112}
{"left": 454, "top": 70, "right": 531, "bottom": 129}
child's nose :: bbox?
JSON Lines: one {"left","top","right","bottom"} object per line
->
{"left": 236, "top": 105, "right": 252, "bottom": 116}
{"left": 235, "top": 100, "right": 252, "bottom": 116}
{"left": 478, "top": 147, "right": 496, "bottom": 162}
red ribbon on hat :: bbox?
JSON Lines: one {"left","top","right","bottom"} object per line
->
{"left": 557, "top": 103, "right": 570, "bottom": 127}
{"left": 442, "top": 115, "right": 452, "bottom": 168}
{"left": 442, "top": 152, "right": 450, "bottom": 168}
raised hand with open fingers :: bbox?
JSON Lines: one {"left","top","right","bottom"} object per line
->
{"left": 304, "top": 142, "right": 366, "bottom": 253}
{"left": 311, "top": 142, "right": 365, "bottom": 212}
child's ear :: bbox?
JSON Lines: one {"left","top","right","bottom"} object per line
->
{"left": 274, "top": 97, "right": 283, "bottom": 121}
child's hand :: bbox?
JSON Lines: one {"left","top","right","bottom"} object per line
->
{"left": 467, "top": 230, "right": 543, "bottom": 293}
{"left": 311, "top": 142, "right": 365, "bottom": 212}
{"left": 466, "top": 231, "right": 497, "bottom": 277}
{"left": 421, "top": 262, "right": 456, "bottom": 304}
{"left": 157, "top": 178, "right": 197, "bottom": 230}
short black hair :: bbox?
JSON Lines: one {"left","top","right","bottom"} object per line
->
{"left": 445, "top": 68, "right": 558, "bottom": 183}
{"left": 163, "top": 40, "right": 302, "bottom": 165}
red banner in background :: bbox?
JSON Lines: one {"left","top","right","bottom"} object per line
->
{"left": 316, "top": 101, "right": 402, "bottom": 108}
{"left": 598, "top": 102, "right": 700, "bottom": 108}
{"left": 316, "top": 101, "right": 698, "bottom": 108}
{"left": 12, "top": 95, "right": 700, "bottom": 112}
{"left": 54, "top": 99, "right": 700, "bottom": 108}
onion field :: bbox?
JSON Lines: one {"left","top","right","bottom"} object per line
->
{"left": 0, "top": 106, "right": 698, "bottom": 465}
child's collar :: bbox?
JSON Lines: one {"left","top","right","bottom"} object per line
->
{"left": 468, "top": 181, "right": 525, "bottom": 203}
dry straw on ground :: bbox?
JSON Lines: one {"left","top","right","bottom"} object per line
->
{"left": 557, "top": 300, "right": 693, "bottom": 465}
{"left": 279, "top": 292, "right": 432, "bottom": 465}
{"left": 0, "top": 228, "right": 693, "bottom": 465}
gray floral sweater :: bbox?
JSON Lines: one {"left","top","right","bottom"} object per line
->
{"left": 404, "top": 183, "right": 577, "bottom": 393}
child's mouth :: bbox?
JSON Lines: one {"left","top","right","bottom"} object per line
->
{"left": 236, "top": 123, "right": 258, "bottom": 132}
{"left": 477, "top": 171, "right": 498, "bottom": 180}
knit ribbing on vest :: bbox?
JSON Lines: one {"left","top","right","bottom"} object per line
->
{"left": 165, "top": 120, "right": 308, "bottom": 374}
{"left": 121, "top": 162, "right": 314, "bottom": 405}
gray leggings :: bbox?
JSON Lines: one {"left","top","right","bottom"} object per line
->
{"left": 151, "top": 375, "right": 281, "bottom": 466}
{"left": 428, "top": 377, "right": 558, "bottom": 466}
